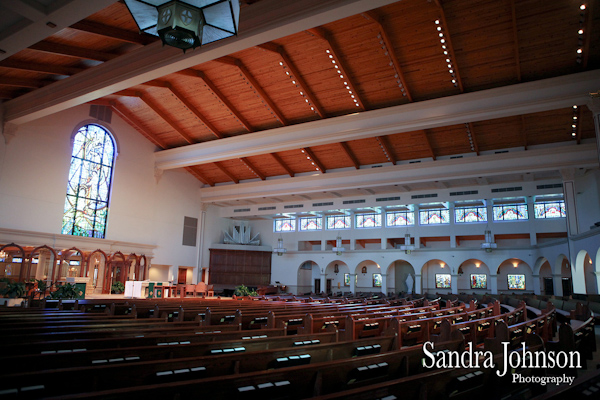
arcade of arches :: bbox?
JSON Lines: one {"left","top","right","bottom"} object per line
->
{"left": 295, "top": 251, "right": 600, "bottom": 297}
{"left": 0, "top": 242, "right": 148, "bottom": 295}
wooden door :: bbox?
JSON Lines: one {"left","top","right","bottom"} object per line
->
{"left": 543, "top": 277, "right": 554, "bottom": 295}
{"left": 314, "top": 279, "right": 320, "bottom": 294}
{"left": 562, "top": 277, "right": 573, "bottom": 296}
{"left": 178, "top": 268, "right": 187, "bottom": 284}
{"left": 326, "top": 279, "right": 332, "bottom": 294}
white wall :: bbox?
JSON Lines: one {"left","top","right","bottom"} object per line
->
{"left": 0, "top": 105, "right": 202, "bottom": 274}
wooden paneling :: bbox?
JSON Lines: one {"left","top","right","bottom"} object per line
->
{"left": 209, "top": 249, "right": 271, "bottom": 288}
{"left": 1, "top": 0, "right": 597, "bottom": 187}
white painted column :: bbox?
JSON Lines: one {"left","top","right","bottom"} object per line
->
{"left": 349, "top": 273, "right": 356, "bottom": 295}
{"left": 586, "top": 95, "right": 600, "bottom": 167}
{"left": 489, "top": 274, "right": 498, "bottom": 295}
{"left": 380, "top": 273, "right": 387, "bottom": 296}
{"left": 561, "top": 168, "right": 580, "bottom": 236}
{"left": 532, "top": 274, "right": 541, "bottom": 295}
{"left": 320, "top": 272, "right": 327, "bottom": 295}
{"left": 451, "top": 273, "right": 458, "bottom": 294}
{"left": 553, "top": 274, "right": 564, "bottom": 297}
{"left": 414, "top": 274, "right": 422, "bottom": 294}
{"left": 593, "top": 271, "right": 600, "bottom": 295}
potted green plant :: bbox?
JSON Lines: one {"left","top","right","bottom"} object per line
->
{"left": 0, "top": 278, "right": 26, "bottom": 306}
{"left": 50, "top": 282, "right": 82, "bottom": 299}
{"left": 234, "top": 284, "right": 258, "bottom": 297}
{"left": 111, "top": 281, "right": 125, "bottom": 294}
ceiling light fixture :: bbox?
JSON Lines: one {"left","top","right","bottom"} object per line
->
{"left": 124, "top": 0, "right": 240, "bottom": 52}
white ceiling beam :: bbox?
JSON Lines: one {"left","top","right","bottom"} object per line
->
{"left": 3, "top": 0, "right": 398, "bottom": 124}
{"left": 197, "top": 144, "right": 598, "bottom": 202}
{"left": 0, "top": 0, "right": 118, "bottom": 61}
{"left": 155, "top": 70, "right": 600, "bottom": 170}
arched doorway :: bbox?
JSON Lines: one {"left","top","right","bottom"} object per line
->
{"left": 0, "top": 243, "right": 25, "bottom": 281}
{"left": 55, "top": 247, "right": 84, "bottom": 282}
{"left": 536, "top": 258, "right": 553, "bottom": 295}
{"left": 27, "top": 245, "right": 58, "bottom": 287}
{"left": 355, "top": 260, "right": 382, "bottom": 294}
{"left": 557, "top": 255, "right": 573, "bottom": 296}
{"left": 126, "top": 253, "right": 139, "bottom": 281}
{"left": 89, "top": 250, "right": 108, "bottom": 294}
{"left": 457, "top": 259, "right": 490, "bottom": 293}
{"left": 103, "top": 252, "right": 126, "bottom": 294}
{"left": 387, "top": 259, "right": 415, "bottom": 295}
{"left": 583, "top": 252, "right": 597, "bottom": 295}
{"left": 497, "top": 258, "right": 532, "bottom": 293}
{"left": 296, "top": 260, "right": 319, "bottom": 295}
{"left": 325, "top": 260, "right": 349, "bottom": 295}
{"left": 421, "top": 259, "right": 451, "bottom": 294}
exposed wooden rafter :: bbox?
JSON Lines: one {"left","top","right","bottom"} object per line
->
{"left": 0, "top": 59, "right": 84, "bottom": 76}
{"left": 110, "top": 102, "right": 167, "bottom": 149}
{"left": 240, "top": 157, "right": 266, "bottom": 180}
{"left": 520, "top": 115, "right": 527, "bottom": 150}
{"left": 302, "top": 147, "right": 327, "bottom": 173}
{"left": 29, "top": 41, "right": 118, "bottom": 62}
{"left": 510, "top": 0, "right": 521, "bottom": 82}
{"left": 422, "top": 129, "right": 436, "bottom": 160}
{"left": 467, "top": 122, "right": 480, "bottom": 155}
{"left": 178, "top": 69, "right": 254, "bottom": 133}
{"left": 575, "top": 106, "right": 583, "bottom": 144}
{"left": 307, "top": 27, "right": 366, "bottom": 111}
{"left": 271, "top": 153, "right": 295, "bottom": 177}
{"left": 363, "top": 10, "right": 412, "bottom": 102}
{"left": 141, "top": 79, "right": 223, "bottom": 139}
{"left": 69, "top": 21, "right": 157, "bottom": 45}
{"left": 138, "top": 92, "right": 196, "bottom": 145}
{"left": 214, "top": 162, "right": 239, "bottom": 183}
{"left": 217, "top": 56, "right": 288, "bottom": 126}
{"left": 0, "top": 77, "right": 45, "bottom": 89}
{"left": 258, "top": 42, "right": 327, "bottom": 118}
{"left": 375, "top": 136, "right": 396, "bottom": 164}
{"left": 339, "top": 142, "right": 360, "bottom": 169}
{"left": 185, "top": 166, "right": 214, "bottom": 186}
{"left": 434, "top": 1, "right": 464, "bottom": 93}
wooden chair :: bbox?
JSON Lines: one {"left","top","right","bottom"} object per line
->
{"left": 207, "top": 284, "right": 214, "bottom": 297}
{"left": 185, "top": 284, "right": 196, "bottom": 297}
{"left": 194, "top": 282, "right": 207, "bottom": 298}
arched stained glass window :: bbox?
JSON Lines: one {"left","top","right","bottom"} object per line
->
{"left": 62, "top": 124, "right": 116, "bottom": 238}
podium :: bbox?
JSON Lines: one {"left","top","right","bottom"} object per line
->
{"left": 65, "top": 277, "right": 88, "bottom": 299}
{"left": 124, "top": 281, "right": 151, "bottom": 299}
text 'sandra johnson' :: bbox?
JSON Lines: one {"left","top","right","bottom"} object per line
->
{"left": 422, "top": 341, "right": 580, "bottom": 385}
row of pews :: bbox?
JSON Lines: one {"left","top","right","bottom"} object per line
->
{"left": 0, "top": 293, "right": 595, "bottom": 399}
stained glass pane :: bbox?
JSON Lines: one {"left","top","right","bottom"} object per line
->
{"left": 493, "top": 204, "right": 529, "bottom": 221}
{"left": 373, "top": 273, "right": 382, "bottom": 287}
{"left": 386, "top": 211, "right": 414, "bottom": 226}
{"left": 419, "top": 209, "right": 449, "bottom": 225}
{"left": 299, "top": 217, "right": 322, "bottom": 231}
{"left": 534, "top": 201, "right": 566, "bottom": 219}
{"left": 356, "top": 213, "right": 381, "bottom": 228}
{"left": 455, "top": 206, "right": 487, "bottom": 223}
{"left": 62, "top": 124, "right": 115, "bottom": 238}
{"left": 275, "top": 218, "right": 296, "bottom": 232}
{"left": 327, "top": 215, "right": 350, "bottom": 230}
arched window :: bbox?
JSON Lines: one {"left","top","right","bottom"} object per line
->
{"left": 62, "top": 124, "right": 116, "bottom": 238}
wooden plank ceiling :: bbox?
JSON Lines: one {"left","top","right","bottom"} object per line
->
{"left": 1, "top": 0, "right": 598, "bottom": 189}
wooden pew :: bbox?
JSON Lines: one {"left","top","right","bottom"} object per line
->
{"left": 33, "top": 337, "right": 465, "bottom": 399}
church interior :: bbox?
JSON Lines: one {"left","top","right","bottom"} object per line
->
{"left": 0, "top": 0, "right": 599, "bottom": 398}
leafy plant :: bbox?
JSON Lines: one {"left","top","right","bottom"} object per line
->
{"left": 0, "top": 278, "right": 25, "bottom": 298}
{"left": 111, "top": 281, "right": 125, "bottom": 294}
{"left": 234, "top": 284, "right": 258, "bottom": 297}
{"left": 51, "top": 283, "right": 81, "bottom": 299}
{"left": 36, "top": 279, "right": 47, "bottom": 294}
